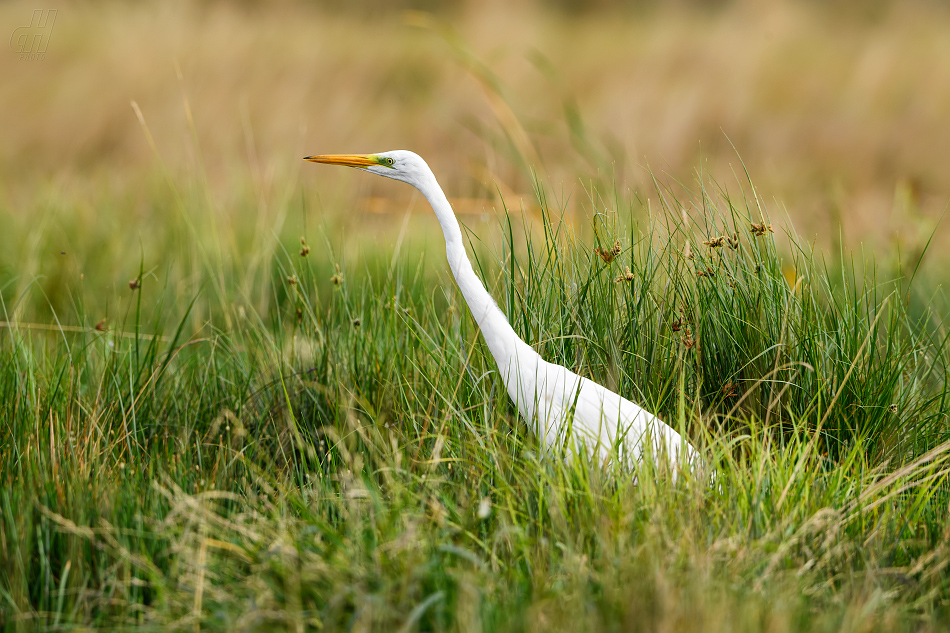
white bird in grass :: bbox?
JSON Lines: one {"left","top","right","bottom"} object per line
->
{"left": 305, "top": 150, "right": 698, "bottom": 476}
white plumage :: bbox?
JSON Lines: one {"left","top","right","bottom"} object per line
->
{"left": 305, "top": 150, "right": 698, "bottom": 475}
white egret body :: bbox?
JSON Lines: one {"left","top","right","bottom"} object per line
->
{"left": 305, "top": 150, "right": 698, "bottom": 474}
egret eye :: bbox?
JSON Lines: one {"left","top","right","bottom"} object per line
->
{"left": 385, "top": 157, "right": 395, "bottom": 166}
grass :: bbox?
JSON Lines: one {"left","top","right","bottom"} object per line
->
{"left": 1, "top": 159, "right": 949, "bottom": 631}
{"left": 4, "top": 0, "right": 950, "bottom": 254}
{"left": 2, "top": 4, "right": 950, "bottom": 628}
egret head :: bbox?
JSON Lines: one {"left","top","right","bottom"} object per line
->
{"left": 304, "top": 150, "right": 430, "bottom": 188}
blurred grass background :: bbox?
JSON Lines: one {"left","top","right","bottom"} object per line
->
{"left": 3, "top": 0, "right": 949, "bottom": 254}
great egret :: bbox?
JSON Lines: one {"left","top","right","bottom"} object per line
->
{"left": 305, "top": 150, "right": 698, "bottom": 475}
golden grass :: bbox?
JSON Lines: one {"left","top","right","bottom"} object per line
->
{"left": 1, "top": 0, "right": 948, "bottom": 256}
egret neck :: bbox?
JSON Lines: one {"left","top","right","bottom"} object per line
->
{"left": 412, "top": 168, "right": 536, "bottom": 378}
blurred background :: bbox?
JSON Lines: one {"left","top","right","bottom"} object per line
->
{"left": 1, "top": 0, "right": 949, "bottom": 314}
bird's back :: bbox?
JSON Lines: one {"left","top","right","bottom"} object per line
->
{"left": 503, "top": 351, "right": 696, "bottom": 474}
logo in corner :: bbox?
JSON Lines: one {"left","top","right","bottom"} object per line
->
{"left": 10, "top": 9, "right": 57, "bottom": 61}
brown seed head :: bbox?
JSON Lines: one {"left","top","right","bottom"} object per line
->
{"left": 683, "top": 328, "right": 696, "bottom": 350}
{"left": 595, "top": 240, "right": 622, "bottom": 264}
{"left": 129, "top": 278, "right": 141, "bottom": 291}
{"left": 614, "top": 266, "right": 635, "bottom": 283}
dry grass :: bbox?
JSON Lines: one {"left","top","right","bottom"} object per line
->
{"left": 2, "top": 0, "right": 949, "bottom": 256}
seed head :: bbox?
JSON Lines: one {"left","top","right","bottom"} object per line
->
{"left": 287, "top": 275, "right": 298, "bottom": 286}
{"left": 750, "top": 222, "right": 774, "bottom": 237}
{"left": 703, "top": 236, "right": 726, "bottom": 249}
{"left": 594, "top": 240, "right": 622, "bottom": 264}
{"left": 683, "top": 328, "right": 696, "bottom": 350}
{"left": 95, "top": 318, "right": 107, "bottom": 332}
{"left": 299, "top": 237, "right": 310, "bottom": 257}
{"left": 614, "top": 266, "right": 634, "bottom": 283}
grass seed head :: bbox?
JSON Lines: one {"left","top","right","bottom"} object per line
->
{"left": 330, "top": 264, "right": 343, "bottom": 286}
{"left": 299, "top": 237, "right": 310, "bottom": 257}
{"left": 128, "top": 278, "right": 141, "bottom": 290}
{"left": 330, "top": 274, "right": 342, "bottom": 285}
{"left": 95, "top": 318, "right": 107, "bottom": 332}
{"left": 683, "top": 328, "right": 697, "bottom": 350}
{"left": 595, "top": 240, "right": 622, "bottom": 264}
{"left": 751, "top": 222, "right": 774, "bottom": 236}
{"left": 614, "top": 266, "right": 634, "bottom": 283}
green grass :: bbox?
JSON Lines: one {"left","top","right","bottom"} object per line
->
{"left": 1, "top": 167, "right": 950, "bottom": 632}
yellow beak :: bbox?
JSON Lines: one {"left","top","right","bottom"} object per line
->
{"left": 303, "top": 154, "right": 377, "bottom": 168}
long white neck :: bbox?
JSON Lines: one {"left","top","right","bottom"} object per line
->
{"left": 412, "top": 170, "right": 535, "bottom": 375}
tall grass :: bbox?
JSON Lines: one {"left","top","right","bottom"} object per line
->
{"left": 1, "top": 161, "right": 949, "bottom": 631}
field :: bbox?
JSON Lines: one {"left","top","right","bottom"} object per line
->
{"left": 3, "top": 1, "right": 950, "bottom": 630}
